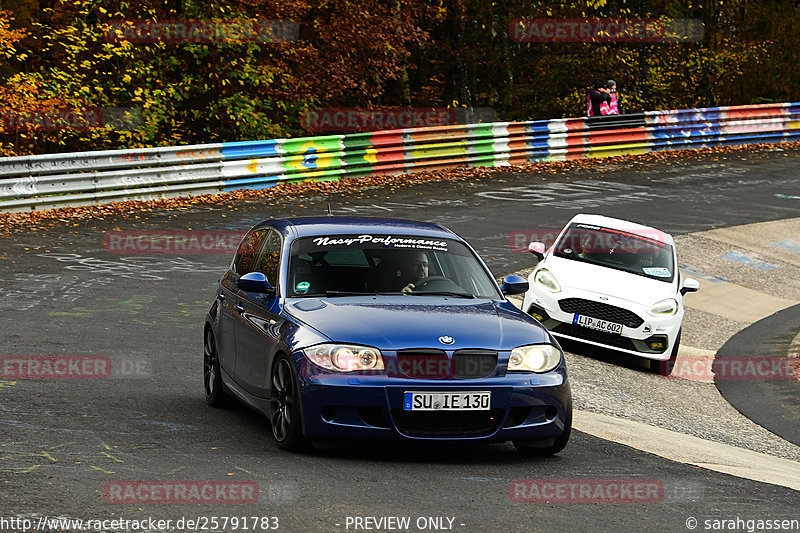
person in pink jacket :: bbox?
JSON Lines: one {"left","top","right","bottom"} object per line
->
{"left": 606, "top": 80, "right": 620, "bottom": 115}
{"left": 586, "top": 82, "right": 611, "bottom": 117}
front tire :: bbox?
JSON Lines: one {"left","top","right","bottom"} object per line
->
{"left": 204, "top": 328, "right": 228, "bottom": 407}
{"left": 513, "top": 405, "right": 572, "bottom": 457}
{"left": 269, "top": 355, "right": 309, "bottom": 451}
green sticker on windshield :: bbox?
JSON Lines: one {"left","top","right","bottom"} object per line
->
{"left": 295, "top": 281, "right": 310, "bottom": 293}
{"left": 643, "top": 267, "right": 671, "bottom": 277}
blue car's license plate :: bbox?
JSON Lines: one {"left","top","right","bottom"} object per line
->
{"left": 403, "top": 391, "right": 491, "bottom": 411}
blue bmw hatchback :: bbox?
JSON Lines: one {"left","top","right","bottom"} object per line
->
{"left": 204, "top": 217, "right": 572, "bottom": 455}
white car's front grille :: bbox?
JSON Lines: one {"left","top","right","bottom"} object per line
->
{"left": 558, "top": 298, "right": 644, "bottom": 328}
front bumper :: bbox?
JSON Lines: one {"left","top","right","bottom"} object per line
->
{"left": 293, "top": 356, "right": 571, "bottom": 442}
{"left": 522, "top": 286, "right": 682, "bottom": 361}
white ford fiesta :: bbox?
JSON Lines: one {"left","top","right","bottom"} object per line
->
{"left": 521, "top": 214, "right": 699, "bottom": 375}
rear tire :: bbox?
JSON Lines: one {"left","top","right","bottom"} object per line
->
{"left": 513, "top": 405, "right": 572, "bottom": 457}
{"left": 650, "top": 329, "right": 681, "bottom": 376}
{"left": 204, "top": 329, "right": 228, "bottom": 407}
{"left": 269, "top": 354, "right": 310, "bottom": 452}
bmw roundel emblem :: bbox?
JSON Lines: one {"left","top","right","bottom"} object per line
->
{"left": 439, "top": 336, "right": 455, "bottom": 345}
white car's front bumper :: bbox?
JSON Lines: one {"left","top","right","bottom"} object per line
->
{"left": 522, "top": 283, "right": 682, "bottom": 361}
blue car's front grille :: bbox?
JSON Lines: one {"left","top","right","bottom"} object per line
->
{"left": 453, "top": 350, "right": 497, "bottom": 379}
{"left": 395, "top": 349, "right": 498, "bottom": 379}
{"left": 397, "top": 350, "right": 449, "bottom": 379}
{"left": 391, "top": 409, "right": 504, "bottom": 436}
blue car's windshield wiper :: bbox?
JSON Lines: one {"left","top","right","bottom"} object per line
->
{"left": 406, "top": 291, "right": 476, "bottom": 298}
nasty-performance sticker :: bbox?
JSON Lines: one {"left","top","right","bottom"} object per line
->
{"left": 311, "top": 234, "right": 448, "bottom": 251}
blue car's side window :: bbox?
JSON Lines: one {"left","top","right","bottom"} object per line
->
{"left": 233, "top": 229, "right": 267, "bottom": 275}
{"left": 255, "top": 231, "right": 282, "bottom": 287}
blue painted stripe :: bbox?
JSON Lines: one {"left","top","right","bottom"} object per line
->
{"left": 222, "top": 182, "right": 280, "bottom": 192}
{"left": 525, "top": 121, "right": 552, "bottom": 133}
{"left": 722, "top": 251, "right": 779, "bottom": 271}
{"left": 771, "top": 239, "right": 800, "bottom": 254}
{"left": 679, "top": 264, "right": 728, "bottom": 283}
{"left": 223, "top": 175, "right": 283, "bottom": 189}
{"left": 525, "top": 139, "right": 551, "bottom": 149}
{"left": 650, "top": 126, "right": 720, "bottom": 140}
{"left": 221, "top": 140, "right": 281, "bottom": 159}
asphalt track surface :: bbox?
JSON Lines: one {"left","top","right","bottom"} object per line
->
{"left": 716, "top": 303, "right": 800, "bottom": 447}
{"left": 1, "top": 148, "right": 799, "bottom": 532}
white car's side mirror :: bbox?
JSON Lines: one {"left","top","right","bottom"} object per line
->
{"left": 680, "top": 277, "right": 700, "bottom": 296}
{"left": 528, "top": 242, "right": 546, "bottom": 262}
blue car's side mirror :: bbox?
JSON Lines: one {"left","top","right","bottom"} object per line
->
{"left": 237, "top": 272, "right": 275, "bottom": 294}
{"left": 501, "top": 274, "right": 529, "bottom": 296}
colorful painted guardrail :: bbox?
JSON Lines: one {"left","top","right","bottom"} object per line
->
{"left": 1, "top": 102, "right": 798, "bottom": 212}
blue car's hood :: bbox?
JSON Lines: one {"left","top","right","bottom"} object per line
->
{"left": 285, "top": 297, "right": 551, "bottom": 351}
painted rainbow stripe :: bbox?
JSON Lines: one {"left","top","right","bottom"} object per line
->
{"left": 215, "top": 102, "right": 800, "bottom": 193}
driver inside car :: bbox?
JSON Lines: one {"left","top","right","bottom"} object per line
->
{"left": 399, "top": 250, "right": 429, "bottom": 293}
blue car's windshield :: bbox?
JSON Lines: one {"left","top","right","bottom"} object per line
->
{"left": 288, "top": 234, "right": 501, "bottom": 298}
{"left": 553, "top": 223, "right": 675, "bottom": 282}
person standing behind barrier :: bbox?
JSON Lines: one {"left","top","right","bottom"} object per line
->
{"left": 586, "top": 82, "right": 611, "bottom": 117}
{"left": 606, "top": 80, "right": 620, "bottom": 115}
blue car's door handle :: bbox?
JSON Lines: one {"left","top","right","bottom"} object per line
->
{"left": 235, "top": 304, "right": 245, "bottom": 314}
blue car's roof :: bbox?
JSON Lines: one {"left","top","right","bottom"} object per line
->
{"left": 255, "top": 217, "right": 460, "bottom": 240}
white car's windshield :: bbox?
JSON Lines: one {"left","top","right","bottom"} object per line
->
{"left": 553, "top": 223, "right": 675, "bottom": 282}
{"left": 288, "top": 234, "right": 501, "bottom": 298}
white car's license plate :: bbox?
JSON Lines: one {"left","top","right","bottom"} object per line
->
{"left": 403, "top": 391, "right": 490, "bottom": 411}
{"left": 573, "top": 314, "right": 623, "bottom": 334}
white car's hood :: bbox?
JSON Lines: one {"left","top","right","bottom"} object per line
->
{"left": 544, "top": 254, "right": 675, "bottom": 304}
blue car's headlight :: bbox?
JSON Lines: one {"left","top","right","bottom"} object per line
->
{"left": 304, "top": 344, "right": 385, "bottom": 372}
{"left": 508, "top": 344, "right": 562, "bottom": 373}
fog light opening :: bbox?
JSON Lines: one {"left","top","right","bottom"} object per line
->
{"left": 321, "top": 407, "right": 337, "bottom": 422}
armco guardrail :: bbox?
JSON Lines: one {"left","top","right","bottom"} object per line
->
{"left": 1, "top": 102, "right": 798, "bottom": 212}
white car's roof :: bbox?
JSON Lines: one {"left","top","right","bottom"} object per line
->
{"left": 567, "top": 214, "right": 675, "bottom": 246}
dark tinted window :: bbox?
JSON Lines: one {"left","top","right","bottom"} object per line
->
{"left": 255, "top": 230, "right": 282, "bottom": 285}
{"left": 553, "top": 223, "right": 675, "bottom": 282}
{"left": 232, "top": 229, "right": 266, "bottom": 275}
{"left": 287, "top": 234, "right": 501, "bottom": 298}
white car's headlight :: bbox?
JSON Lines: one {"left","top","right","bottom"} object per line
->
{"left": 304, "top": 344, "right": 385, "bottom": 372}
{"left": 508, "top": 344, "right": 562, "bottom": 373}
{"left": 534, "top": 269, "right": 561, "bottom": 293}
{"left": 648, "top": 298, "right": 678, "bottom": 316}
